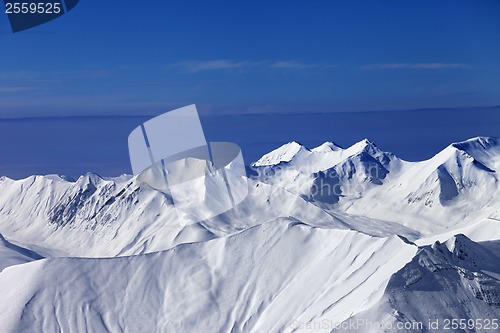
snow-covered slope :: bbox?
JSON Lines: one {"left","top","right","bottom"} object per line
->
{"left": 0, "top": 173, "right": 215, "bottom": 257}
{"left": 0, "top": 219, "right": 417, "bottom": 333}
{"left": 345, "top": 234, "right": 500, "bottom": 333}
{"left": 0, "top": 136, "right": 499, "bottom": 333}
{"left": 0, "top": 234, "right": 42, "bottom": 272}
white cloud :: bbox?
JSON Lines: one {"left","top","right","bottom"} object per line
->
{"left": 171, "top": 60, "right": 331, "bottom": 72}
{"left": 269, "top": 60, "right": 317, "bottom": 69}
{"left": 171, "top": 60, "right": 258, "bottom": 73}
{"left": 0, "top": 86, "right": 40, "bottom": 93}
{"left": 362, "top": 63, "right": 472, "bottom": 70}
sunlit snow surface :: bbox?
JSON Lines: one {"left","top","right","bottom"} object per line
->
{"left": 0, "top": 137, "right": 499, "bottom": 332}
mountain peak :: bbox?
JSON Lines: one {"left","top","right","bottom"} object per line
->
{"left": 445, "top": 136, "right": 499, "bottom": 172}
{"left": 253, "top": 141, "right": 308, "bottom": 166}
{"left": 354, "top": 138, "right": 377, "bottom": 148}
{"left": 345, "top": 138, "right": 381, "bottom": 156}
{"left": 312, "top": 141, "right": 343, "bottom": 153}
{"left": 76, "top": 172, "right": 104, "bottom": 186}
{"left": 360, "top": 138, "right": 376, "bottom": 146}
{"left": 452, "top": 136, "right": 499, "bottom": 152}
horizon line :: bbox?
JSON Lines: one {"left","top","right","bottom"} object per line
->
{"left": 0, "top": 104, "right": 499, "bottom": 121}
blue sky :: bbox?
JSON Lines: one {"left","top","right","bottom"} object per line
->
{"left": 1, "top": 0, "right": 499, "bottom": 117}
{"left": 1, "top": 1, "right": 500, "bottom": 178}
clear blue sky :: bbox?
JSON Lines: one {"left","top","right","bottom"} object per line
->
{"left": 1, "top": 0, "right": 499, "bottom": 118}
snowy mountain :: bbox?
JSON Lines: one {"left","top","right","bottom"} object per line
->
{"left": 0, "top": 171, "right": 342, "bottom": 257}
{"left": 253, "top": 137, "right": 500, "bottom": 234}
{"left": 346, "top": 235, "right": 500, "bottom": 333}
{"left": 0, "top": 137, "right": 499, "bottom": 332}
